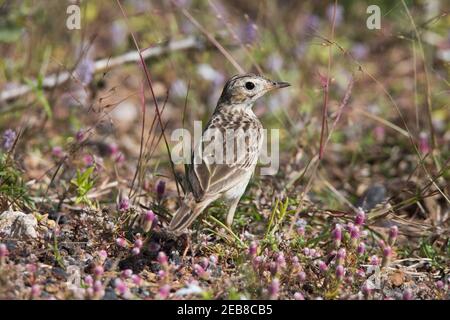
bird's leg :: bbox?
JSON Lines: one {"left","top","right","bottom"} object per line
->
{"left": 225, "top": 197, "right": 240, "bottom": 227}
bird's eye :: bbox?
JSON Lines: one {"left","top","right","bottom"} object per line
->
{"left": 245, "top": 82, "right": 255, "bottom": 90}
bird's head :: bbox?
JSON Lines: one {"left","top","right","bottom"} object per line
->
{"left": 218, "top": 74, "right": 290, "bottom": 107}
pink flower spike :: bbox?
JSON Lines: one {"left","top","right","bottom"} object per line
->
{"left": 159, "top": 284, "right": 171, "bottom": 299}
{"left": 84, "top": 275, "right": 94, "bottom": 287}
{"left": 294, "top": 292, "right": 305, "bottom": 300}
{"left": 121, "top": 269, "right": 133, "bottom": 279}
{"left": 0, "top": 243, "right": 9, "bottom": 259}
{"left": 370, "top": 255, "right": 379, "bottom": 266}
{"left": 134, "top": 238, "right": 143, "bottom": 249}
{"left": 336, "top": 265, "right": 345, "bottom": 280}
{"left": 93, "top": 265, "right": 104, "bottom": 278}
{"left": 98, "top": 250, "right": 107, "bottom": 260}
{"left": 268, "top": 279, "right": 279, "bottom": 300}
{"left": 403, "top": 288, "right": 413, "bottom": 300}
{"left": 318, "top": 261, "right": 328, "bottom": 273}
{"left": 383, "top": 246, "right": 392, "bottom": 257}
{"left": 388, "top": 226, "right": 398, "bottom": 246}
{"left": 298, "top": 271, "right": 306, "bottom": 282}
{"left": 144, "top": 210, "right": 155, "bottom": 222}
{"left": 419, "top": 132, "right": 430, "bottom": 154}
{"left": 31, "top": 284, "right": 41, "bottom": 298}
{"left": 332, "top": 224, "right": 342, "bottom": 247}
{"left": 355, "top": 208, "right": 365, "bottom": 226}
{"left": 116, "top": 237, "right": 127, "bottom": 247}
{"left": 114, "top": 278, "right": 128, "bottom": 296}
{"left": 248, "top": 241, "right": 258, "bottom": 257}
{"left": 157, "top": 251, "right": 168, "bottom": 265}
{"left": 132, "top": 275, "right": 142, "bottom": 286}
{"left": 357, "top": 242, "right": 366, "bottom": 256}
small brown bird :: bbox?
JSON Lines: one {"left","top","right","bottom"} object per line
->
{"left": 168, "top": 74, "right": 290, "bottom": 235}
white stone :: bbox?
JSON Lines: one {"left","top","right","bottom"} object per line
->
{"left": 0, "top": 211, "right": 38, "bottom": 238}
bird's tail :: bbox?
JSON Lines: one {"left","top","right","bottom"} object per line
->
{"left": 168, "top": 196, "right": 212, "bottom": 236}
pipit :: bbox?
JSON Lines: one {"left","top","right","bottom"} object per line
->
{"left": 168, "top": 74, "right": 290, "bottom": 235}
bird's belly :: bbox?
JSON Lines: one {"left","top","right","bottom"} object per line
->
{"left": 223, "top": 170, "right": 253, "bottom": 200}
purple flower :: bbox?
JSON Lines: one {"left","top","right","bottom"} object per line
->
{"left": 148, "top": 242, "right": 161, "bottom": 252}
{"left": 356, "top": 269, "right": 365, "bottom": 278}
{"left": 361, "top": 283, "right": 371, "bottom": 298}
{"left": 75, "top": 57, "right": 95, "bottom": 86}
{"left": 83, "top": 154, "right": 94, "bottom": 167}
{"left": 266, "top": 54, "right": 284, "bottom": 72}
{"left": 276, "top": 252, "right": 286, "bottom": 268}
{"left": 75, "top": 129, "right": 85, "bottom": 143}
{"left": 303, "top": 248, "right": 310, "bottom": 256}
{"left": 248, "top": 241, "right": 258, "bottom": 257}
{"left": 118, "top": 197, "right": 130, "bottom": 212}
{"left": 326, "top": 4, "right": 344, "bottom": 26}
{"left": 84, "top": 275, "right": 93, "bottom": 287}
{"left": 2, "top": 129, "right": 16, "bottom": 151}
{"left": 131, "top": 247, "right": 140, "bottom": 256}
{"left": 170, "top": 79, "right": 188, "bottom": 99}
{"left": 436, "top": 280, "right": 444, "bottom": 290}
{"left": 305, "top": 14, "right": 320, "bottom": 31}
{"left": 269, "top": 261, "right": 278, "bottom": 276}
{"left": 351, "top": 43, "right": 369, "bottom": 60}
{"left": 238, "top": 21, "right": 258, "bottom": 44}
{"left": 52, "top": 146, "right": 64, "bottom": 159}
{"left": 156, "top": 180, "right": 166, "bottom": 199}
{"left": 370, "top": 255, "right": 379, "bottom": 266}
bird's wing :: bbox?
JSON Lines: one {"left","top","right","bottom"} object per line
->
{"left": 189, "top": 114, "right": 262, "bottom": 199}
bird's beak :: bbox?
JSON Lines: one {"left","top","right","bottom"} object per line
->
{"left": 272, "top": 81, "right": 291, "bottom": 89}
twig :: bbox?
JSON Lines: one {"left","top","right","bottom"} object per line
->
{"left": 0, "top": 37, "right": 203, "bottom": 103}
